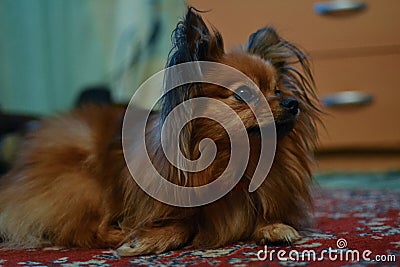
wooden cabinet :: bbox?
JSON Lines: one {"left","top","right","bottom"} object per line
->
{"left": 314, "top": 54, "right": 400, "bottom": 148}
{"left": 187, "top": 0, "right": 400, "bottom": 149}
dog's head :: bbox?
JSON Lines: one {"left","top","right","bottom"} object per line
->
{"left": 162, "top": 7, "right": 320, "bottom": 144}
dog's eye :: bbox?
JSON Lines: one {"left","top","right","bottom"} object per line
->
{"left": 234, "top": 86, "right": 256, "bottom": 103}
{"left": 275, "top": 89, "right": 281, "bottom": 97}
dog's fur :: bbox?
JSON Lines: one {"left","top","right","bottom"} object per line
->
{"left": 0, "top": 8, "right": 320, "bottom": 256}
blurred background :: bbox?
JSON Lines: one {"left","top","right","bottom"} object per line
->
{"left": 0, "top": 0, "right": 186, "bottom": 115}
{"left": 1, "top": 0, "right": 400, "bottom": 187}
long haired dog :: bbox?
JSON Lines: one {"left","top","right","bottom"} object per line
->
{"left": 0, "top": 8, "right": 319, "bottom": 256}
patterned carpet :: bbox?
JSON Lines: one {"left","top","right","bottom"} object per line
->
{"left": 0, "top": 181, "right": 399, "bottom": 266}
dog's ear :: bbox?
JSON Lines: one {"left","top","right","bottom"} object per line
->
{"left": 245, "top": 27, "right": 312, "bottom": 83}
{"left": 162, "top": 7, "right": 225, "bottom": 122}
{"left": 167, "top": 7, "right": 224, "bottom": 67}
{"left": 245, "top": 27, "right": 292, "bottom": 68}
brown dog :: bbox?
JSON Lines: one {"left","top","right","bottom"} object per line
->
{"left": 0, "top": 8, "right": 320, "bottom": 256}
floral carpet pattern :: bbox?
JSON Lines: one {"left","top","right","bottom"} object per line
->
{"left": 0, "top": 188, "right": 399, "bottom": 266}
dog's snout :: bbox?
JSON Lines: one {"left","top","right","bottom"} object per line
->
{"left": 280, "top": 98, "right": 299, "bottom": 115}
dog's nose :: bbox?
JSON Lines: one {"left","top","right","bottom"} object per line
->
{"left": 280, "top": 98, "right": 299, "bottom": 115}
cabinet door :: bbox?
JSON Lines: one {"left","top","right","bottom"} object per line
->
{"left": 314, "top": 54, "right": 400, "bottom": 149}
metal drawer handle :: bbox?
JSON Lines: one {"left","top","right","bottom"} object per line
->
{"left": 322, "top": 91, "right": 373, "bottom": 107}
{"left": 314, "top": 0, "right": 367, "bottom": 15}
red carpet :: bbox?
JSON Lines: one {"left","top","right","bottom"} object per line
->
{"left": 0, "top": 189, "right": 399, "bottom": 266}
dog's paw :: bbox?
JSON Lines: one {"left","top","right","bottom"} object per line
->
{"left": 115, "top": 224, "right": 191, "bottom": 256}
{"left": 254, "top": 223, "right": 300, "bottom": 244}
{"left": 116, "top": 237, "right": 154, "bottom": 257}
{"left": 116, "top": 234, "right": 181, "bottom": 257}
